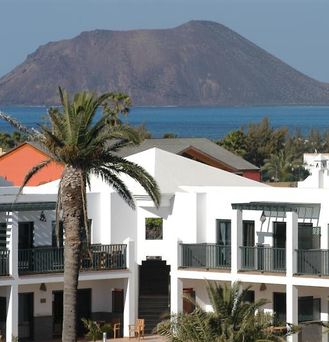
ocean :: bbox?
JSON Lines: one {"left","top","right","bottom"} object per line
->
{"left": 0, "top": 105, "right": 329, "bottom": 139}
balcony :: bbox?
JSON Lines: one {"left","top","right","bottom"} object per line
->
{"left": 18, "top": 244, "right": 127, "bottom": 275}
{"left": 180, "top": 243, "right": 231, "bottom": 269}
{"left": 297, "top": 249, "right": 329, "bottom": 276}
{"left": 0, "top": 249, "right": 9, "bottom": 276}
{"left": 240, "top": 246, "right": 286, "bottom": 273}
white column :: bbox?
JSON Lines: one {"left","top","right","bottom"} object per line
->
{"left": 321, "top": 294, "right": 328, "bottom": 342}
{"left": 6, "top": 285, "right": 18, "bottom": 342}
{"left": 170, "top": 275, "right": 183, "bottom": 314}
{"left": 231, "top": 209, "right": 242, "bottom": 274}
{"left": 123, "top": 239, "right": 137, "bottom": 337}
{"left": 286, "top": 284, "right": 298, "bottom": 342}
{"left": 7, "top": 211, "right": 18, "bottom": 278}
{"left": 286, "top": 211, "right": 298, "bottom": 277}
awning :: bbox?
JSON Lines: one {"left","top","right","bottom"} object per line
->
{"left": 0, "top": 201, "right": 56, "bottom": 212}
{"left": 231, "top": 202, "right": 320, "bottom": 219}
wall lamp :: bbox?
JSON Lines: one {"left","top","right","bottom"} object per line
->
{"left": 39, "top": 283, "right": 47, "bottom": 292}
{"left": 260, "top": 211, "right": 266, "bottom": 224}
{"left": 39, "top": 211, "right": 47, "bottom": 222}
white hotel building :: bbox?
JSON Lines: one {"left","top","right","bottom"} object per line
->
{"left": 0, "top": 148, "right": 329, "bottom": 342}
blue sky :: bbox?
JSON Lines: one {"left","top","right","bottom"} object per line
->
{"left": 1, "top": 0, "right": 328, "bottom": 81}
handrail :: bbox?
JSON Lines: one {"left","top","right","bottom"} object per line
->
{"left": 297, "top": 249, "right": 329, "bottom": 275}
{"left": 18, "top": 244, "right": 127, "bottom": 274}
{"left": 240, "top": 246, "right": 286, "bottom": 272}
{"left": 180, "top": 243, "right": 231, "bottom": 269}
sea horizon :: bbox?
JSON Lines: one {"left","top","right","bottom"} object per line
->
{"left": 0, "top": 104, "right": 329, "bottom": 140}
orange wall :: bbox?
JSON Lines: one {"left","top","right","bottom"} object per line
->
{"left": 0, "top": 144, "right": 64, "bottom": 186}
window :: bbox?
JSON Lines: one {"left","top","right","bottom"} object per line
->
{"left": 243, "top": 220, "right": 255, "bottom": 247}
{"left": 244, "top": 290, "right": 255, "bottom": 303}
{"left": 145, "top": 218, "right": 163, "bottom": 240}
{"left": 112, "top": 289, "right": 124, "bottom": 313}
{"left": 298, "top": 296, "right": 320, "bottom": 322}
{"left": 298, "top": 223, "right": 320, "bottom": 249}
{"left": 216, "top": 220, "right": 231, "bottom": 245}
{"left": 273, "top": 292, "right": 286, "bottom": 324}
{"left": 0, "top": 223, "right": 6, "bottom": 249}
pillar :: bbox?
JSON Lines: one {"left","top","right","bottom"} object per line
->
{"left": 286, "top": 211, "right": 298, "bottom": 277}
{"left": 286, "top": 284, "right": 298, "bottom": 342}
{"left": 231, "top": 209, "right": 242, "bottom": 274}
{"left": 170, "top": 275, "right": 183, "bottom": 314}
{"left": 123, "top": 239, "right": 137, "bottom": 337}
{"left": 6, "top": 285, "right": 18, "bottom": 342}
{"left": 7, "top": 211, "right": 18, "bottom": 278}
{"left": 321, "top": 295, "right": 328, "bottom": 342}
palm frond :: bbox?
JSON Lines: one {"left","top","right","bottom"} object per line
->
{"left": 0, "top": 111, "right": 42, "bottom": 138}
{"left": 92, "top": 167, "right": 135, "bottom": 209}
{"left": 18, "top": 159, "right": 52, "bottom": 195}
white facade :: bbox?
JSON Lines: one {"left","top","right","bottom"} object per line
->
{"left": 1, "top": 148, "right": 329, "bottom": 341}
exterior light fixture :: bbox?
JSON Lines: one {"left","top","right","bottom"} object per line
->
{"left": 260, "top": 283, "right": 267, "bottom": 291}
{"left": 260, "top": 211, "right": 266, "bottom": 224}
{"left": 39, "top": 211, "right": 47, "bottom": 222}
{"left": 39, "top": 283, "right": 47, "bottom": 291}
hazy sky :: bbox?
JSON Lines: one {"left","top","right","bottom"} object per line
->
{"left": 1, "top": 0, "right": 328, "bottom": 81}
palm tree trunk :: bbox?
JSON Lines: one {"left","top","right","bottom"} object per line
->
{"left": 61, "top": 166, "right": 84, "bottom": 342}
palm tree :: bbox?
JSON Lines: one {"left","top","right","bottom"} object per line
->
{"left": 157, "top": 281, "right": 296, "bottom": 342}
{"left": 0, "top": 88, "right": 160, "bottom": 342}
{"left": 261, "top": 150, "right": 301, "bottom": 182}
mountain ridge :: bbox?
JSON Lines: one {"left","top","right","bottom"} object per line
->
{"left": 0, "top": 20, "right": 328, "bottom": 106}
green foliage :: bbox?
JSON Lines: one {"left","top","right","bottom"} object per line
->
{"left": 145, "top": 217, "right": 163, "bottom": 239}
{"left": 157, "top": 281, "right": 297, "bottom": 342}
{"left": 217, "top": 117, "right": 323, "bottom": 182}
{"left": 163, "top": 132, "right": 178, "bottom": 138}
{"left": 218, "top": 130, "right": 247, "bottom": 158}
{"left": 0, "top": 131, "right": 26, "bottom": 151}
{"left": 82, "top": 318, "right": 112, "bottom": 341}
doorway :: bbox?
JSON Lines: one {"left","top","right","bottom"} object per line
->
{"left": 139, "top": 259, "right": 170, "bottom": 333}
{"left": 18, "top": 222, "right": 34, "bottom": 249}
{"left": 273, "top": 222, "right": 286, "bottom": 270}
{"left": 52, "top": 288, "right": 92, "bottom": 337}
{"left": 18, "top": 293, "right": 34, "bottom": 341}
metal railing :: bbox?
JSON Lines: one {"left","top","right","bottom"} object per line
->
{"left": 180, "top": 243, "right": 231, "bottom": 269}
{"left": 297, "top": 249, "right": 329, "bottom": 275}
{"left": 240, "top": 246, "right": 286, "bottom": 272}
{"left": 18, "top": 244, "right": 127, "bottom": 274}
{"left": 0, "top": 249, "right": 9, "bottom": 276}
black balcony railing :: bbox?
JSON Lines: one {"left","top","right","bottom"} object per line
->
{"left": 180, "top": 243, "right": 231, "bottom": 269}
{"left": 240, "top": 246, "right": 286, "bottom": 272}
{"left": 0, "top": 249, "right": 9, "bottom": 276}
{"left": 18, "top": 244, "right": 127, "bottom": 274}
{"left": 297, "top": 249, "right": 329, "bottom": 275}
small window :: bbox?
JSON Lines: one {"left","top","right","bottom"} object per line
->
{"left": 216, "top": 220, "right": 231, "bottom": 245}
{"left": 145, "top": 218, "right": 163, "bottom": 240}
{"left": 244, "top": 290, "right": 255, "bottom": 303}
{"left": 0, "top": 223, "right": 6, "bottom": 249}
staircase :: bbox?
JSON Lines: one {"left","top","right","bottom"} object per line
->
{"left": 138, "top": 295, "right": 169, "bottom": 334}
